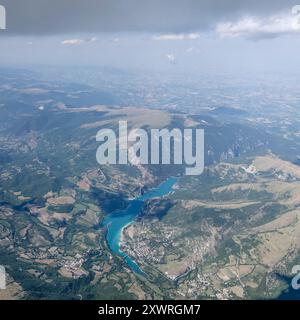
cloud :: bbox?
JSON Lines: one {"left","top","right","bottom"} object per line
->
{"left": 165, "top": 53, "right": 176, "bottom": 64}
{"left": 152, "top": 33, "right": 200, "bottom": 41}
{"left": 61, "top": 39, "right": 85, "bottom": 45}
{"left": 216, "top": 11, "right": 300, "bottom": 39}
{"left": 1, "top": 0, "right": 297, "bottom": 35}
{"left": 61, "top": 37, "right": 97, "bottom": 45}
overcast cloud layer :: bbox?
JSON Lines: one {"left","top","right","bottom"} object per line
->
{"left": 1, "top": 0, "right": 299, "bottom": 35}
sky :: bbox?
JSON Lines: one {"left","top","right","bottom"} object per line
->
{"left": 1, "top": 0, "right": 300, "bottom": 74}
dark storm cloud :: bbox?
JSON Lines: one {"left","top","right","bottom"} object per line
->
{"left": 1, "top": 0, "right": 297, "bottom": 35}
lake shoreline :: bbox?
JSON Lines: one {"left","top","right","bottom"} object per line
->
{"left": 101, "top": 177, "right": 179, "bottom": 274}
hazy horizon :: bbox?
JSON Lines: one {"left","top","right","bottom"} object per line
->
{"left": 1, "top": 1, "right": 300, "bottom": 75}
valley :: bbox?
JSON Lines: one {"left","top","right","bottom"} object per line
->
{"left": 1, "top": 68, "right": 300, "bottom": 299}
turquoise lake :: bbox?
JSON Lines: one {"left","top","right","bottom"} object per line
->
{"left": 101, "top": 177, "right": 178, "bottom": 274}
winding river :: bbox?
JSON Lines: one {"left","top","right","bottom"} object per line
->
{"left": 101, "top": 177, "right": 178, "bottom": 274}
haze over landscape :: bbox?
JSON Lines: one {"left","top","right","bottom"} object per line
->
{"left": 1, "top": 0, "right": 300, "bottom": 73}
{"left": 1, "top": 0, "right": 300, "bottom": 300}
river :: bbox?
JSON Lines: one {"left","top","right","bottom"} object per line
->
{"left": 101, "top": 177, "right": 178, "bottom": 274}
